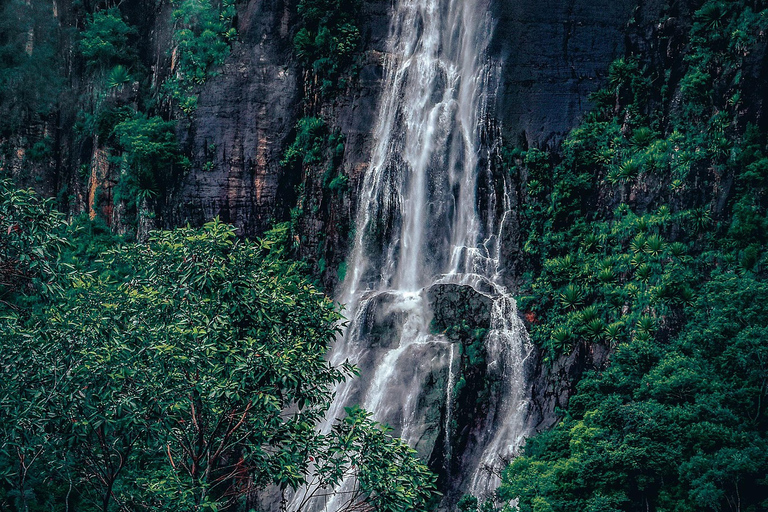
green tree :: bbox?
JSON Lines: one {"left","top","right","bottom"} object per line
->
{"left": 293, "top": 405, "right": 437, "bottom": 512}
{"left": 500, "top": 274, "right": 768, "bottom": 512}
{"left": 0, "top": 179, "right": 68, "bottom": 313}
{"left": 111, "top": 112, "right": 181, "bottom": 217}
{"left": 40, "top": 219, "right": 352, "bottom": 510}
{"left": 293, "top": 0, "right": 361, "bottom": 95}
{"left": 0, "top": 178, "right": 72, "bottom": 512}
{"left": 78, "top": 8, "right": 137, "bottom": 68}
{"left": 1, "top": 217, "right": 437, "bottom": 511}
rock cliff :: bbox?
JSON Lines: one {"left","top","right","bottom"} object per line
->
{"left": 490, "top": 0, "right": 635, "bottom": 147}
{"left": 170, "top": 0, "right": 298, "bottom": 235}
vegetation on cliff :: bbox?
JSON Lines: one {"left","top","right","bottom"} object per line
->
{"left": 281, "top": 0, "right": 363, "bottom": 282}
{"left": 0, "top": 0, "right": 238, "bottom": 235}
{"left": 501, "top": 1, "right": 768, "bottom": 510}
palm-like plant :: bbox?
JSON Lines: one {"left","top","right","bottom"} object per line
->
{"left": 668, "top": 242, "right": 687, "bottom": 258}
{"left": 581, "top": 233, "right": 598, "bottom": 252}
{"left": 636, "top": 315, "right": 656, "bottom": 336}
{"left": 670, "top": 179, "right": 685, "bottom": 192}
{"left": 607, "top": 158, "right": 642, "bottom": 184}
{"left": 107, "top": 65, "right": 131, "bottom": 89}
{"left": 679, "top": 286, "right": 695, "bottom": 305}
{"left": 608, "top": 58, "right": 639, "bottom": 90}
{"left": 604, "top": 322, "right": 624, "bottom": 344}
{"left": 560, "top": 284, "right": 585, "bottom": 310}
{"left": 551, "top": 327, "right": 573, "bottom": 353}
{"left": 635, "top": 263, "right": 652, "bottom": 282}
{"left": 624, "top": 282, "right": 640, "bottom": 299}
{"left": 557, "top": 254, "right": 577, "bottom": 276}
{"left": 692, "top": 208, "right": 712, "bottom": 234}
{"left": 696, "top": 2, "right": 729, "bottom": 30}
{"left": 654, "top": 205, "right": 671, "bottom": 224}
{"left": 631, "top": 127, "right": 655, "bottom": 147}
{"left": 593, "top": 146, "right": 615, "bottom": 165}
{"left": 597, "top": 267, "right": 616, "bottom": 284}
{"left": 619, "top": 157, "right": 642, "bottom": 179}
{"left": 630, "top": 254, "right": 646, "bottom": 268}
{"left": 585, "top": 318, "right": 606, "bottom": 340}
{"left": 644, "top": 234, "right": 665, "bottom": 256}
{"left": 630, "top": 233, "right": 647, "bottom": 254}
{"left": 579, "top": 305, "right": 599, "bottom": 324}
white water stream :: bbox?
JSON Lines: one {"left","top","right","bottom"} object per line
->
{"left": 294, "top": 0, "right": 533, "bottom": 508}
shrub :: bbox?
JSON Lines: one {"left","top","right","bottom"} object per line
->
{"left": 79, "top": 8, "right": 136, "bottom": 67}
{"left": 164, "top": 0, "right": 237, "bottom": 113}
{"left": 282, "top": 116, "right": 329, "bottom": 168}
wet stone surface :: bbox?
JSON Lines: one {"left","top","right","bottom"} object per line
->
{"left": 427, "top": 283, "right": 493, "bottom": 335}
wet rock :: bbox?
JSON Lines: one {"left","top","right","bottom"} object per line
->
{"left": 427, "top": 283, "right": 493, "bottom": 336}
{"left": 354, "top": 291, "right": 412, "bottom": 349}
{"left": 393, "top": 342, "right": 450, "bottom": 461}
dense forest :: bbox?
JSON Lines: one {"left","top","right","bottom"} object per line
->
{"left": 1, "top": 0, "right": 768, "bottom": 511}
{"left": 501, "top": 2, "right": 768, "bottom": 510}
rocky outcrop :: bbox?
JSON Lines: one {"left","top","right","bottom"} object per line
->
{"left": 524, "top": 341, "right": 611, "bottom": 432}
{"left": 427, "top": 284, "right": 493, "bottom": 336}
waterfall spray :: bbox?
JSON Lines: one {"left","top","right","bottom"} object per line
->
{"left": 300, "top": 0, "right": 533, "bottom": 507}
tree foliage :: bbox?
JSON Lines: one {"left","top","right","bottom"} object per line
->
{"left": 500, "top": 274, "right": 768, "bottom": 512}
{"left": 502, "top": 1, "right": 768, "bottom": 510}
{"left": 112, "top": 112, "right": 181, "bottom": 207}
{"left": 78, "top": 8, "right": 137, "bottom": 68}
{"left": 0, "top": 205, "right": 437, "bottom": 511}
{"left": 0, "top": 179, "right": 68, "bottom": 313}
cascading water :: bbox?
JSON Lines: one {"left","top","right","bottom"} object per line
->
{"left": 307, "top": 0, "right": 532, "bottom": 506}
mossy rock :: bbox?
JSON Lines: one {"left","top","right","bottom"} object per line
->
{"left": 427, "top": 283, "right": 493, "bottom": 340}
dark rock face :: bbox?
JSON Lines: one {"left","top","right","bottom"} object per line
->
{"left": 355, "top": 291, "right": 413, "bottom": 349}
{"left": 427, "top": 284, "right": 493, "bottom": 335}
{"left": 490, "top": 0, "right": 635, "bottom": 148}
{"left": 168, "top": 0, "right": 299, "bottom": 236}
{"left": 524, "top": 341, "right": 611, "bottom": 432}
{"left": 289, "top": 0, "right": 392, "bottom": 290}
{"left": 6, "top": 0, "right": 642, "bottom": 247}
{"left": 332, "top": 0, "right": 392, "bottom": 180}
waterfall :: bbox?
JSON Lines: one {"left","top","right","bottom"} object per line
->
{"left": 303, "top": 0, "right": 532, "bottom": 507}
